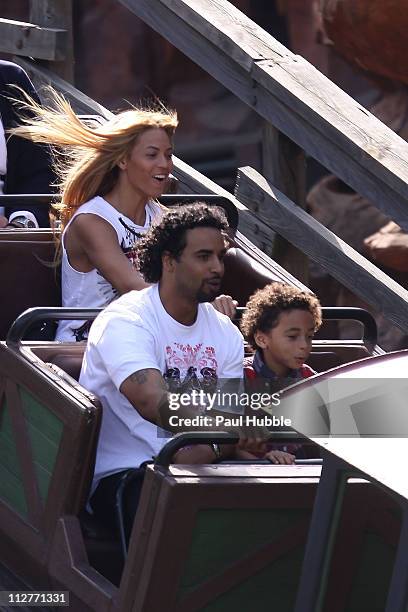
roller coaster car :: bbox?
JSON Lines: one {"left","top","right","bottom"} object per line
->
{"left": 0, "top": 193, "right": 396, "bottom": 611}
{"left": 0, "top": 325, "right": 403, "bottom": 611}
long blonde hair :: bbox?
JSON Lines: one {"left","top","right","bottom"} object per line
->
{"left": 10, "top": 87, "right": 178, "bottom": 232}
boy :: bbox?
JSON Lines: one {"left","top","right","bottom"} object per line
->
{"left": 240, "top": 283, "right": 322, "bottom": 464}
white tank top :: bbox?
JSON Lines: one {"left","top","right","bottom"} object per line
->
{"left": 56, "top": 195, "right": 161, "bottom": 342}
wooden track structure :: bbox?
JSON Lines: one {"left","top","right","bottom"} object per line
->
{"left": 3, "top": 0, "right": 408, "bottom": 332}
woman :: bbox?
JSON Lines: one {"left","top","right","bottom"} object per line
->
{"left": 13, "top": 91, "right": 177, "bottom": 340}
{"left": 13, "top": 89, "right": 235, "bottom": 340}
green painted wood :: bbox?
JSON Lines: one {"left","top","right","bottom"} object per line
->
{"left": 179, "top": 508, "right": 309, "bottom": 606}
{"left": 201, "top": 547, "right": 305, "bottom": 611}
{"left": 0, "top": 399, "right": 27, "bottom": 517}
{"left": 0, "top": 464, "right": 27, "bottom": 518}
{"left": 0, "top": 386, "right": 63, "bottom": 514}
{"left": 20, "top": 388, "right": 62, "bottom": 503}
{"left": 20, "top": 388, "right": 63, "bottom": 442}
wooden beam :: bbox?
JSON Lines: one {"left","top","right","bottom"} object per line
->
{"left": 119, "top": 0, "right": 408, "bottom": 232}
{"left": 261, "top": 122, "right": 308, "bottom": 284}
{"left": 29, "top": 0, "right": 74, "bottom": 83}
{"left": 235, "top": 166, "right": 408, "bottom": 333}
{"left": 0, "top": 19, "right": 66, "bottom": 61}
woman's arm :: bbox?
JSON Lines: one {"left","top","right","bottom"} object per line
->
{"left": 65, "top": 213, "right": 149, "bottom": 294}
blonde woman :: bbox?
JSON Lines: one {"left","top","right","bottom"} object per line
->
{"left": 13, "top": 90, "right": 236, "bottom": 340}
{"left": 12, "top": 91, "right": 177, "bottom": 340}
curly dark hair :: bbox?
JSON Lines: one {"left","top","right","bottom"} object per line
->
{"left": 137, "top": 203, "right": 229, "bottom": 282}
{"left": 240, "top": 283, "right": 322, "bottom": 349}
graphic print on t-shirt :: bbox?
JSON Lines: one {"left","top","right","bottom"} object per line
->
{"left": 163, "top": 342, "right": 218, "bottom": 393}
{"left": 119, "top": 215, "right": 146, "bottom": 269}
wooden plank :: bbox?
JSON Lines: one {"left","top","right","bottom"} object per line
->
{"left": 118, "top": 0, "right": 408, "bottom": 232}
{"left": 261, "top": 122, "right": 308, "bottom": 283}
{"left": 0, "top": 19, "right": 66, "bottom": 61}
{"left": 29, "top": 0, "right": 73, "bottom": 80}
{"left": 29, "top": 0, "right": 74, "bottom": 83}
{"left": 120, "top": 0, "right": 288, "bottom": 71}
{"left": 235, "top": 166, "right": 408, "bottom": 333}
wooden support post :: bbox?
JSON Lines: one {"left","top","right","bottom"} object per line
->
{"left": 235, "top": 165, "right": 408, "bottom": 333}
{"left": 261, "top": 122, "right": 308, "bottom": 284}
{"left": 29, "top": 0, "right": 74, "bottom": 83}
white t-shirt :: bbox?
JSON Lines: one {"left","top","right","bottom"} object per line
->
{"left": 79, "top": 284, "right": 244, "bottom": 492}
{"left": 56, "top": 195, "right": 162, "bottom": 341}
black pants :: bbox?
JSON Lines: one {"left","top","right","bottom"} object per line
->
{"left": 90, "top": 466, "right": 148, "bottom": 544}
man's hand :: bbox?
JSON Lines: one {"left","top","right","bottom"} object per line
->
{"left": 265, "top": 449, "right": 296, "bottom": 465}
{"left": 0, "top": 215, "right": 8, "bottom": 228}
{"left": 212, "top": 294, "right": 238, "bottom": 319}
{"left": 236, "top": 434, "right": 267, "bottom": 454}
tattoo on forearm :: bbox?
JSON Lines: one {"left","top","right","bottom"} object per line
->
{"left": 129, "top": 369, "right": 150, "bottom": 385}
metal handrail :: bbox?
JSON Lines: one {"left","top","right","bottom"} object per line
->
{"left": 6, "top": 307, "right": 102, "bottom": 349}
{"left": 6, "top": 304, "right": 378, "bottom": 350}
{"left": 154, "top": 432, "right": 322, "bottom": 469}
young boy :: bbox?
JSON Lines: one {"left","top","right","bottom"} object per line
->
{"left": 240, "top": 283, "right": 322, "bottom": 464}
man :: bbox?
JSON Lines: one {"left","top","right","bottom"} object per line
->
{"left": 0, "top": 60, "right": 55, "bottom": 227}
{"left": 81, "top": 203, "right": 251, "bottom": 538}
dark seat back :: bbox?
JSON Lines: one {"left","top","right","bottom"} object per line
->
{"left": 0, "top": 229, "right": 60, "bottom": 338}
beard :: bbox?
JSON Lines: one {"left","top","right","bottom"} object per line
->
{"left": 196, "top": 282, "right": 221, "bottom": 303}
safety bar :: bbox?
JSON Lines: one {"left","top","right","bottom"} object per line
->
{"left": 319, "top": 306, "right": 377, "bottom": 347}
{"left": 6, "top": 307, "right": 102, "bottom": 349}
{"left": 6, "top": 304, "right": 377, "bottom": 350}
{"left": 154, "top": 432, "right": 322, "bottom": 469}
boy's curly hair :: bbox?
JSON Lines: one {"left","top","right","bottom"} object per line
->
{"left": 137, "top": 203, "right": 228, "bottom": 282}
{"left": 240, "top": 283, "right": 322, "bottom": 349}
